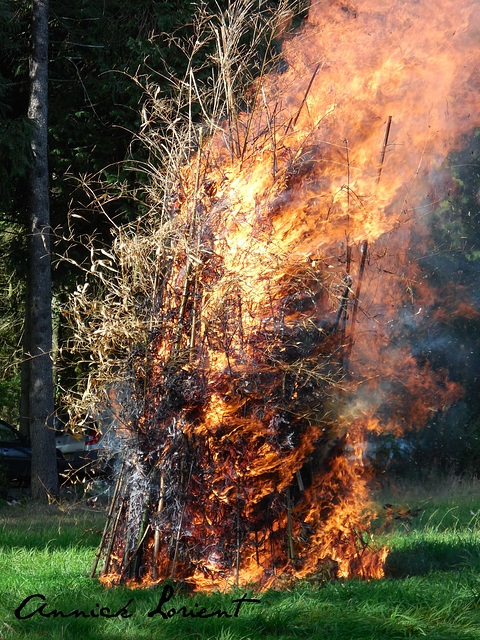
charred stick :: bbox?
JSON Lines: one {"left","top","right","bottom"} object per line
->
{"left": 333, "top": 275, "right": 352, "bottom": 332}
{"left": 270, "top": 533, "right": 277, "bottom": 576}
{"left": 171, "top": 469, "right": 187, "bottom": 580}
{"left": 342, "top": 246, "right": 352, "bottom": 338}
{"left": 350, "top": 240, "right": 368, "bottom": 338}
{"left": 345, "top": 240, "right": 368, "bottom": 365}
{"left": 236, "top": 290, "right": 245, "bottom": 351}
{"left": 285, "top": 63, "right": 321, "bottom": 134}
{"left": 236, "top": 478, "right": 242, "bottom": 587}
{"left": 344, "top": 138, "right": 351, "bottom": 218}
{"left": 286, "top": 487, "right": 295, "bottom": 561}
{"left": 171, "top": 503, "right": 186, "bottom": 581}
{"left": 152, "top": 473, "right": 165, "bottom": 580}
{"left": 296, "top": 469, "right": 304, "bottom": 493}
{"left": 188, "top": 267, "right": 202, "bottom": 362}
{"left": 376, "top": 116, "right": 392, "bottom": 186}
{"left": 261, "top": 85, "right": 278, "bottom": 178}
{"left": 240, "top": 81, "right": 263, "bottom": 164}
{"left": 171, "top": 460, "right": 194, "bottom": 580}
{"left": 193, "top": 126, "right": 203, "bottom": 209}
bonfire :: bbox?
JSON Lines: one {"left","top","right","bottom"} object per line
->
{"left": 63, "top": 0, "right": 480, "bottom": 591}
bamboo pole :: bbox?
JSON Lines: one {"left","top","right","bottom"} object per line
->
{"left": 171, "top": 460, "right": 193, "bottom": 580}
{"left": 90, "top": 454, "right": 125, "bottom": 578}
{"left": 120, "top": 506, "right": 134, "bottom": 584}
{"left": 101, "top": 496, "right": 125, "bottom": 576}
{"left": 132, "top": 494, "right": 152, "bottom": 580}
{"left": 119, "top": 482, "right": 152, "bottom": 583}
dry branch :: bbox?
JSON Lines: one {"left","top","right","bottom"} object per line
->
{"left": 376, "top": 115, "right": 392, "bottom": 186}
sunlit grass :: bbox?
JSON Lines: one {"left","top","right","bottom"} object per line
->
{"left": 372, "top": 474, "right": 480, "bottom": 578}
{"left": 1, "top": 477, "right": 480, "bottom": 639}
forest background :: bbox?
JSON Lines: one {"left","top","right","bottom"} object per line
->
{"left": 1, "top": 0, "right": 480, "bottom": 491}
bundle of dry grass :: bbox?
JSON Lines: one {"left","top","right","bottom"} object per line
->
{"left": 58, "top": 0, "right": 302, "bottom": 415}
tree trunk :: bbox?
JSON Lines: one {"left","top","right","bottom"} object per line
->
{"left": 19, "top": 282, "right": 31, "bottom": 439}
{"left": 26, "top": 0, "right": 58, "bottom": 500}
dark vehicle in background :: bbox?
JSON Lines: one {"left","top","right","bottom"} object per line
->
{"left": 0, "top": 419, "right": 67, "bottom": 485}
{"left": 54, "top": 414, "right": 119, "bottom": 478}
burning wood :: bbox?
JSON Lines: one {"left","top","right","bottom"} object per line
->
{"left": 63, "top": 0, "right": 480, "bottom": 591}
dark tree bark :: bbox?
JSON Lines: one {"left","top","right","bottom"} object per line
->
{"left": 19, "top": 280, "right": 31, "bottom": 440}
{"left": 25, "top": 0, "right": 58, "bottom": 500}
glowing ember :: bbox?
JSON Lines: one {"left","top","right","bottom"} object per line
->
{"left": 94, "top": 0, "right": 480, "bottom": 590}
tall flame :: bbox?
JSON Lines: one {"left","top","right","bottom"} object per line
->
{"left": 99, "top": 0, "right": 479, "bottom": 591}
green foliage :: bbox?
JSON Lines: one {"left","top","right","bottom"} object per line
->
{"left": 0, "top": 372, "right": 20, "bottom": 424}
{"left": 0, "top": 0, "right": 31, "bottom": 215}
{"left": 0, "top": 0, "right": 243, "bottom": 419}
{"left": 0, "top": 1, "right": 29, "bottom": 425}
{"left": 0, "top": 227, "right": 24, "bottom": 424}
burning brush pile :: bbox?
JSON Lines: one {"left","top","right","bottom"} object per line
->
{"left": 65, "top": 0, "right": 480, "bottom": 590}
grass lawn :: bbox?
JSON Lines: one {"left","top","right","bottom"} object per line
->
{"left": 1, "top": 475, "right": 480, "bottom": 639}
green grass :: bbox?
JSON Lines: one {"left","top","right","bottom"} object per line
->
{"left": 1, "top": 477, "right": 480, "bottom": 639}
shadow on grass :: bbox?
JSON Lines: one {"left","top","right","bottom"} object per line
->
{"left": 0, "top": 504, "right": 105, "bottom": 550}
{"left": 385, "top": 540, "right": 480, "bottom": 577}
